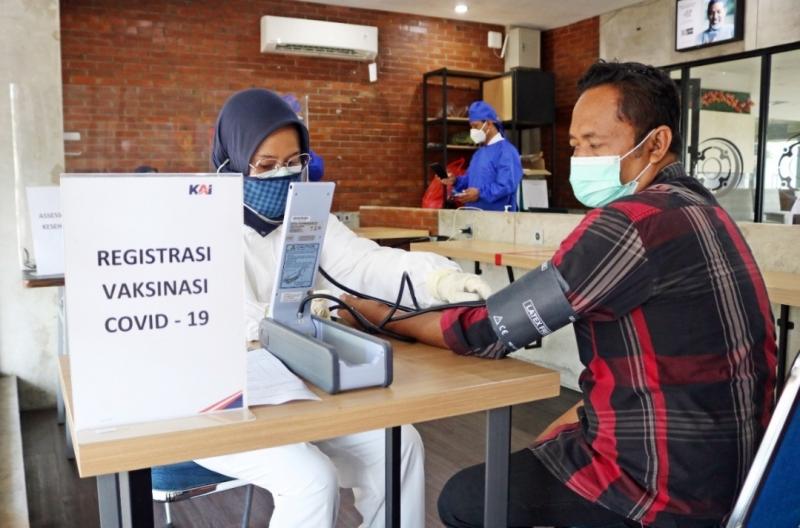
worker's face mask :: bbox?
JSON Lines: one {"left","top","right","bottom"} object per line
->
{"left": 569, "top": 130, "right": 655, "bottom": 208}
{"left": 243, "top": 166, "right": 303, "bottom": 219}
{"left": 470, "top": 122, "right": 488, "bottom": 145}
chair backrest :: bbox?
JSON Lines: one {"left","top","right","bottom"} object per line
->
{"left": 726, "top": 353, "right": 800, "bottom": 528}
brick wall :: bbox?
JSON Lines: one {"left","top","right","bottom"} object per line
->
{"left": 60, "top": 0, "right": 503, "bottom": 211}
{"left": 359, "top": 206, "right": 439, "bottom": 235}
{"left": 541, "top": 17, "right": 599, "bottom": 209}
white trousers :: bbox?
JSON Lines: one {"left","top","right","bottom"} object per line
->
{"left": 195, "top": 425, "right": 425, "bottom": 528}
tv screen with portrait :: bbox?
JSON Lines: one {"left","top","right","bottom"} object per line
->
{"left": 676, "top": 0, "right": 744, "bottom": 51}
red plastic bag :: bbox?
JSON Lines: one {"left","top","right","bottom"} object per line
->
{"left": 447, "top": 158, "right": 466, "bottom": 178}
{"left": 421, "top": 178, "right": 445, "bottom": 209}
{"left": 421, "top": 158, "right": 466, "bottom": 209}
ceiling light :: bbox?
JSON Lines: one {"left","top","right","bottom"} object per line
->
{"left": 454, "top": 3, "right": 469, "bottom": 14}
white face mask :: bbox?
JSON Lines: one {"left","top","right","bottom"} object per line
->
{"left": 568, "top": 130, "right": 655, "bottom": 208}
{"left": 470, "top": 122, "right": 488, "bottom": 145}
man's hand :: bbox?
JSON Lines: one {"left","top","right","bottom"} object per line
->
{"left": 441, "top": 174, "right": 457, "bottom": 186}
{"left": 458, "top": 187, "right": 480, "bottom": 203}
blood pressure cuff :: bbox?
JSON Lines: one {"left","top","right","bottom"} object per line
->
{"left": 486, "top": 261, "right": 577, "bottom": 350}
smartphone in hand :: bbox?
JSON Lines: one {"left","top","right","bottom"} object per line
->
{"left": 429, "top": 162, "right": 448, "bottom": 180}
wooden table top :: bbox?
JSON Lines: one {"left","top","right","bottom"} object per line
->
{"left": 495, "top": 248, "right": 558, "bottom": 269}
{"left": 410, "top": 239, "right": 555, "bottom": 266}
{"left": 763, "top": 271, "right": 800, "bottom": 307}
{"left": 353, "top": 227, "right": 430, "bottom": 240}
{"left": 61, "top": 342, "right": 559, "bottom": 478}
{"left": 22, "top": 271, "right": 64, "bottom": 288}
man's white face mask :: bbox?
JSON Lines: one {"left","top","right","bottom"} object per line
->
{"left": 470, "top": 122, "right": 488, "bottom": 145}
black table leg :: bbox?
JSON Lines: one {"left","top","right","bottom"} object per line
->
{"left": 57, "top": 286, "right": 66, "bottom": 425}
{"left": 506, "top": 266, "right": 515, "bottom": 283}
{"left": 484, "top": 406, "right": 511, "bottom": 528}
{"left": 65, "top": 419, "right": 74, "bottom": 460}
{"left": 776, "top": 304, "right": 794, "bottom": 397}
{"left": 97, "top": 469, "right": 153, "bottom": 528}
{"left": 386, "top": 426, "right": 401, "bottom": 528}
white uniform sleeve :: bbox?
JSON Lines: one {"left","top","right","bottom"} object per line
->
{"left": 317, "top": 215, "right": 460, "bottom": 307}
{"left": 241, "top": 215, "right": 462, "bottom": 341}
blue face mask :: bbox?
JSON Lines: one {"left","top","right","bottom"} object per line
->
{"left": 243, "top": 167, "right": 302, "bottom": 220}
{"left": 569, "top": 130, "right": 654, "bottom": 208}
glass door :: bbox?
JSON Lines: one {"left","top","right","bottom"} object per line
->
{"left": 688, "top": 58, "right": 762, "bottom": 221}
{"left": 763, "top": 49, "right": 800, "bottom": 223}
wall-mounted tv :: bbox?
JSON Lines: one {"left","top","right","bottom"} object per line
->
{"left": 676, "top": 0, "right": 744, "bottom": 52}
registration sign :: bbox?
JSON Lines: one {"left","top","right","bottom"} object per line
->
{"left": 61, "top": 173, "right": 246, "bottom": 432}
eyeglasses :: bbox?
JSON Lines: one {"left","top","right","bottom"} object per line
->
{"left": 248, "top": 153, "right": 311, "bottom": 178}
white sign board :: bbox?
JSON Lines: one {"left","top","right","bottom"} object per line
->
{"left": 520, "top": 180, "right": 548, "bottom": 210}
{"left": 62, "top": 174, "right": 246, "bottom": 431}
{"left": 25, "top": 186, "right": 64, "bottom": 276}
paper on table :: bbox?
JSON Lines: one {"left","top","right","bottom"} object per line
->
{"left": 247, "top": 347, "right": 320, "bottom": 405}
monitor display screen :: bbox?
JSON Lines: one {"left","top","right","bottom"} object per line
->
{"left": 676, "top": 0, "right": 744, "bottom": 52}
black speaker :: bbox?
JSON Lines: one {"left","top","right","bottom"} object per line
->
{"left": 512, "top": 68, "right": 554, "bottom": 125}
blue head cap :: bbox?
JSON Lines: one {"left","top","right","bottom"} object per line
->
{"left": 468, "top": 100, "right": 504, "bottom": 135}
{"left": 211, "top": 88, "right": 309, "bottom": 176}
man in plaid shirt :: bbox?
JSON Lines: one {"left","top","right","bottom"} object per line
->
{"left": 340, "top": 61, "right": 776, "bottom": 527}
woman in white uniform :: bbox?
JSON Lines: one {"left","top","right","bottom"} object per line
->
{"left": 195, "top": 88, "right": 491, "bottom": 528}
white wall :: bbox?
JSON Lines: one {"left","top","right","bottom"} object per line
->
{"left": 600, "top": 0, "right": 800, "bottom": 67}
{"left": 0, "top": 0, "right": 64, "bottom": 409}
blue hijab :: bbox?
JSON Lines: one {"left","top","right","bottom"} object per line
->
{"left": 211, "top": 88, "right": 309, "bottom": 175}
{"left": 211, "top": 89, "right": 310, "bottom": 235}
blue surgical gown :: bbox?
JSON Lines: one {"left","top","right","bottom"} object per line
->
{"left": 308, "top": 150, "right": 324, "bottom": 182}
{"left": 454, "top": 139, "right": 523, "bottom": 211}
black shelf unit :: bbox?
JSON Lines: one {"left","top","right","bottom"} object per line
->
{"left": 486, "top": 68, "right": 556, "bottom": 211}
{"left": 422, "top": 68, "right": 498, "bottom": 187}
{"left": 422, "top": 68, "right": 556, "bottom": 209}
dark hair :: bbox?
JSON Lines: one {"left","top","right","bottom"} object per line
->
{"left": 707, "top": 0, "right": 725, "bottom": 15}
{"left": 577, "top": 60, "right": 682, "bottom": 155}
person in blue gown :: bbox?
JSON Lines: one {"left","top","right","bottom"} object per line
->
{"left": 308, "top": 150, "right": 324, "bottom": 182}
{"left": 444, "top": 101, "right": 523, "bottom": 211}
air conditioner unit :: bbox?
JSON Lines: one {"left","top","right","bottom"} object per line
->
{"left": 260, "top": 16, "right": 378, "bottom": 61}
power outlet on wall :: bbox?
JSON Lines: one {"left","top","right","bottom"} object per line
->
{"left": 335, "top": 212, "right": 357, "bottom": 227}
{"left": 532, "top": 229, "right": 544, "bottom": 245}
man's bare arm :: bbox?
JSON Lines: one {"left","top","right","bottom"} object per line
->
{"left": 336, "top": 294, "right": 447, "bottom": 348}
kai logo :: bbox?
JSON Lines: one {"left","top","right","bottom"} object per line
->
{"left": 189, "top": 184, "right": 213, "bottom": 195}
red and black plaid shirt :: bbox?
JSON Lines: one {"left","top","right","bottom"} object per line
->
{"left": 441, "top": 162, "right": 777, "bottom": 527}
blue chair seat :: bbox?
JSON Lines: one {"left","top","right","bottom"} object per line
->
{"left": 151, "top": 461, "right": 254, "bottom": 527}
{"left": 152, "top": 461, "right": 233, "bottom": 493}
